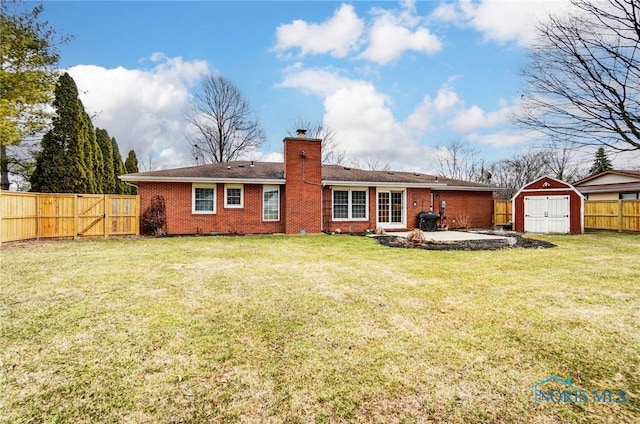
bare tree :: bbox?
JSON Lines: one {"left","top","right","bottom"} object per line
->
{"left": 538, "top": 140, "right": 587, "bottom": 182}
{"left": 435, "top": 139, "right": 486, "bottom": 181}
{"left": 488, "top": 150, "right": 552, "bottom": 199}
{"left": 516, "top": 0, "right": 640, "bottom": 152}
{"left": 364, "top": 154, "right": 391, "bottom": 172}
{"left": 287, "top": 118, "right": 345, "bottom": 164}
{"left": 186, "top": 75, "right": 265, "bottom": 163}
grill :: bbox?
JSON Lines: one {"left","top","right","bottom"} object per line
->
{"left": 417, "top": 211, "right": 440, "bottom": 232}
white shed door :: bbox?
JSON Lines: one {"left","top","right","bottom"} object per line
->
{"left": 524, "top": 196, "right": 570, "bottom": 233}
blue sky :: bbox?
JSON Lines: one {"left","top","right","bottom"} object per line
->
{"left": 39, "top": 0, "right": 594, "bottom": 172}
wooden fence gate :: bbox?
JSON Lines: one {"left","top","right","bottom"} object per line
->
{"left": 1, "top": 191, "right": 139, "bottom": 243}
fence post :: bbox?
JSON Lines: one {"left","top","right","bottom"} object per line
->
{"left": 36, "top": 193, "right": 40, "bottom": 240}
{"left": 73, "top": 194, "right": 79, "bottom": 239}
{"left": 618, "top": 200, "right": 623, "bottom": 232}
{"left": 104, "top": 195, "right": 109, "bottom": 238}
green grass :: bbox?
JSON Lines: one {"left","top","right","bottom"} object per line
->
{"left": 1, "top": 232, "right": 639, "bottom": 423}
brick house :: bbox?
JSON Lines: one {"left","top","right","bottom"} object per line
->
{"left": 120, "top": 132, "right": 501, "bottom": 235}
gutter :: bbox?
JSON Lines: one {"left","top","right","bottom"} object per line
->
{"left": 119, "top": 176, "right": 286, "bottom": 185}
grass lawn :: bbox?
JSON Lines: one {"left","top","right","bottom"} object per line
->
{"left": 1, "top": 232, "right": 639, "bottom": 423}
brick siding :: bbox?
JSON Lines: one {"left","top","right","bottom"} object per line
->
{"left": 138, "top": 181, "right": 284, "bottom": 235}
{"left": 283, "top": 137, "right": 322, "bottom": 234}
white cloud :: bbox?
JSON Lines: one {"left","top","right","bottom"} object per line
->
{"left": 448, "top": 102, "right": 513, "bottom": 133}
{"left": 324, "top": 83, "right": 409, "bottom": 157}
{"left": 278, "top": 65, "right": 422, "bottom": 167}
{"left": 406, "top": 84, "right": 463, "bottom": 132}
{"left": 67, "top": 54, "right": 209, "bottom": 170}
{"left": 467, "top": 130, "right": 539, "bottom": 148}
{"left": 277, "top": 65, "right": 358, "bottom": 97}
{"left": 273, "top": 4, "right": 364, "bottom": 58}
{"left": 431, "top": 0, "right": 574, "bottom": 46}
{"left": 360, "top": 1, "right": 442, "bottom": 64}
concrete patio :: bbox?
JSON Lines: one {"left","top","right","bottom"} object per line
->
{"left": 372, "top": 230, "right": 510, "bottom": 241}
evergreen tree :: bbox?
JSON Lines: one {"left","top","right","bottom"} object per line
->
{"left": 1, "top": 3, "right": 66, "bottom": 189}
{"left": 96, "top": 128, "right": 116, "bottom": 193}
{"left": 124, "top": 149, "right": 139, "bottom": 194}
{"left": 80, "top": 108, "right": 98, "bottom": 193}
{"left": 29, "top": 128, "right": 65, "bottom": 192}
{"left": 589, "top": 147, "right": 613, "bottom": 175}
{"left": 111, "top": 137, "right": 127, "bottom": 194}
{"left": 31, "top": 73, "right": 89, "bottom": 192}
{"left": 124, "top": 150, "right": 138, "bottom": 174}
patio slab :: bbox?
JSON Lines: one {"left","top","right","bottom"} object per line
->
{"left": 372, "top": 230, "right": 510, "bottom": 241}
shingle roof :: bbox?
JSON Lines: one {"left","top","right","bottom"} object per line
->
{"left": 575, "top": 182, "right": 640, "bottom": 193}
{"left": 322, "top": 164, "right": 498, "bottom": 189}
{"left": 121, "top": 161, "right": 502, "bottom": 190}
{"left": 573, "top": 169, "right": 640, "bottom": 186}
{"left": 121, "top": 161, "right": 285, "bottom": 181}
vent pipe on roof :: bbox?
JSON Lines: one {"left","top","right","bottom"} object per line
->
{"left": 296, "top": 129, "right": 307, "bottom": 138}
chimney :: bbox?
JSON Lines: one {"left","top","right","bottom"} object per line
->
{"left": 282, "top": 131, "right": 322, "bottom": 234}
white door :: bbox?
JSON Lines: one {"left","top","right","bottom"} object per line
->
{"left": 377, "top": 190, "right": 405, "bottom": 228}
{"left": 524, "top": 196, "right": 570, "bottom": 233}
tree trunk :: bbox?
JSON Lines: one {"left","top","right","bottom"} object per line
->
{"left": 1, "top": 144, "right": 10, "bottom": 190}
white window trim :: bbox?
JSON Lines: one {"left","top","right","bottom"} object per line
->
{"left": 262, "top": 185, "right": 280, "bottom": 221}
{"left": 376, "top": 188, "right": 406, "bottom": 228}
{"left": 224, "top": 184, "right": 244, "bottom": 208}
{"left": 192, "top": 184, "right": 217, "bottom": 214}
{"left": 331, "top": 187, "right": 369, "bottom": 221}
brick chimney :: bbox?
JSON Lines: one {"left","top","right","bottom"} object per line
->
{"left": 283, "top": 130, "right": 322, "bottom": 234}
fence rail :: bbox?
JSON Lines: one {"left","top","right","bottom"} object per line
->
{"left": 494, "top": 199, "right": 640, "bottom": 232}
{"left": 1, "top": 191, "right": 140, "bottom": 243}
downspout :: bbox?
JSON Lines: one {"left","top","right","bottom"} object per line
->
{"left": 321, "top": 182, "right": 325, "bottom": 233}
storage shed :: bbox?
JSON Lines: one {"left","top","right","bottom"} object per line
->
{"left": 512, "top": 176, "right": 584, "bottom": 234}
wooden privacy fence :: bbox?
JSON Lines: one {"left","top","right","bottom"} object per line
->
{"left": 494, "top": 199, "right": 640, "bottom": 232}
{"left": 0, "top": 191, "right": 140, "bottom": 243}
{"left": 583, "top": 200, "right": 640, "bottom": 232}
{"left": 493, "top": 200, "right": 512, "bottom": 226}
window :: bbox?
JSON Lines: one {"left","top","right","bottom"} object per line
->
{"left": 192, "top": 185, "right": 216, "bottom": 214}
{"left": 263, "top": 186, "right": 280, "bottom": 221}
{"left": 332, "top": 188, "right": 368, "bottom": 220}
{"left": 333, "top": 190, "right": 349, "bottom": 219}
{"left": 620, "top": 192, "right": 638, "bottom": 200}
{"left": 224, "top": 185, "right": 243, "bottom": 208}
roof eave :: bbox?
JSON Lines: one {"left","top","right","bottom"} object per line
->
{"left": 322, "top": 180, "right": 501, "bottom": 190}
{"left": 438, "top": 185, "right": 504, "bottom": 192}
{"left": 322, "top": 180, "right": 448, "bottom": 188}
{"left": 119, "top": 175, "right": 285, "bottom": 185}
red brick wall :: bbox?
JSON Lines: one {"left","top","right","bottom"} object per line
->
{"left": 138, "top": 181, "right": 284, "bottom": 235}
{"left": 432, "top": 190, "right": 495, "bottom": 229}
{"left": 407, "top": 188, "right": 434, "bottom": 227}
{"left": 321, "top": 186, "right": 494, "bottom": 232}
{"left": 283, "top": 137, "right": 322, "bottom": 234}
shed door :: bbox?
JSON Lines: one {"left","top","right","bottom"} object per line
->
{"left": 524, "top": 196, "right": 570, "bottom": 233}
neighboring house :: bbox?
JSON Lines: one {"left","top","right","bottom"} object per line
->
{"left": 573, "top": 170, "right": 640, "bottom": 200}
{"left": 120, "top": 132, "right": 502, "bottom": 235}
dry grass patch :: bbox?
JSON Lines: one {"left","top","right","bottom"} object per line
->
{"left": 1, "top": 233, "right": 639, "bottom": 423}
